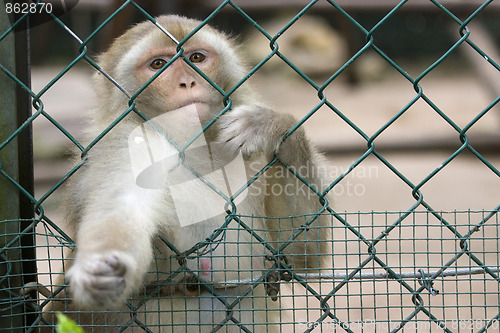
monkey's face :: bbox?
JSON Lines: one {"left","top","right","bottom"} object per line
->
{"left": 132, "top": 40, "right": 223, "bottom": 120}
{"left": 95, "top": 16, "right": 248, "bottom": 128}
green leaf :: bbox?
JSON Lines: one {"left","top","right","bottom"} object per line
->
{"left": 55, "top": 313, "right": 85, "bottom": 333}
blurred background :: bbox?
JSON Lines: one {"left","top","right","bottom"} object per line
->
{"left": 1, "top": 1, "right": 495, "bottom": 329}
{"left": 30, "top": 0, "right": 500, "bottom": 221}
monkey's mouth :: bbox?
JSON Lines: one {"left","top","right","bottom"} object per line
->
{"left": 182, "top": 101, "right": 207, "bottom": 107}
{"left": 176, "top": 100, "right": 209, "bottom": 108}
{"left": 170, "top": 101, "right": 210, "bottom": 116}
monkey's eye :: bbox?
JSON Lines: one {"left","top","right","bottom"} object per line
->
{"left": 189, "top": 52, "right": 206, "bottom": 63}
{"left": 150, "top": 58, "right": 167, "bottom": 70}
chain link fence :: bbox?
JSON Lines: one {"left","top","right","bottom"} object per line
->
{"left": 1, "top": 0, "right": 499, "bottom": 332}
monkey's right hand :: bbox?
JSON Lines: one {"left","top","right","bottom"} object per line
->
{"left": 217, "top": 105, "right": 298, "bottom": 159}
{"left": 66, "top": 251, "right": 137, "bottom": 309}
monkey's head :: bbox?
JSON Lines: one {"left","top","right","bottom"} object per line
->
{"left": 94, "top": 15, "right": 252, "bottom": 122}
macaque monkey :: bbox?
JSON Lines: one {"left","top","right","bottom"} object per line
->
{"left": 42, "top": 15, "right": 331, "bottom": 332}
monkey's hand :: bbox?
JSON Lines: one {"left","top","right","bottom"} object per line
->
{"left": 67, "top": 252, "right": 137, "bottom": 309}
{"left": 218, "top": 105, "right": 309, "bottom": 165}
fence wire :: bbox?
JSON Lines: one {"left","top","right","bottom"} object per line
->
{"left": 1, "top": 0, "right": 499, "bottom": 332}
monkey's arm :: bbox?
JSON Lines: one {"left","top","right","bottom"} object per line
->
{"left": 218, "top": 105, "right": 330, "bottom": 270}
{"left": 65, "top": 143, "right": 165, "bottom": 309}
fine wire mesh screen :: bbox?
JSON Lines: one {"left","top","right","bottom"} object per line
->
{"left": 1, "top": 0, "right": 500, "bottom": 332}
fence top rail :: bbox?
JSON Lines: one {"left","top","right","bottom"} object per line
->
{"left": 203, "top": 0, "right": 500, "bottom": 11}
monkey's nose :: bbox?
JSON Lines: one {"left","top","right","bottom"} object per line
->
{"left": 179, "top": 80, "right": 196, "bottom": 89}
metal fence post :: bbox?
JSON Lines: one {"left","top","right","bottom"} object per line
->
{"left": 0, "top": 8, "right": 35, "bottom": 331}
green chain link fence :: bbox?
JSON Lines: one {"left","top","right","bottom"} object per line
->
{"left": 1, "top": 0, "right": 499, "bottom": 332}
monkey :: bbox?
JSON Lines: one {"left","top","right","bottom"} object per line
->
{"left": 41, "top": 15, "right": 332, "bottom": 332}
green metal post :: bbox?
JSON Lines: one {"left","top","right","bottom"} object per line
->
{"left": 0, "top": 8, "right": 35, "bottom": 331}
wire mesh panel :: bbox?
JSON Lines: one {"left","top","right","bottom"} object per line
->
{"left": 1, "top": 0, "right": 499, "bottom": 332}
